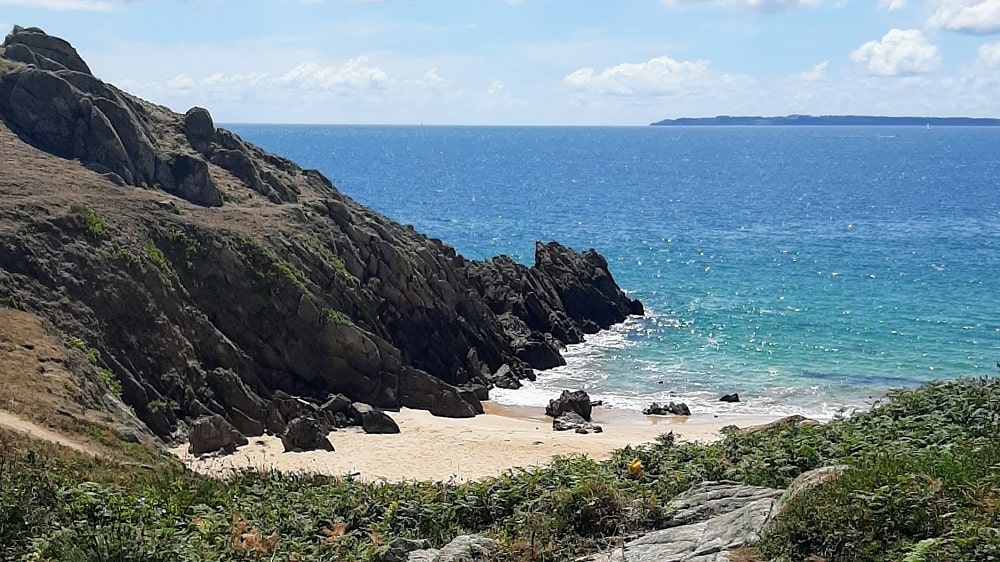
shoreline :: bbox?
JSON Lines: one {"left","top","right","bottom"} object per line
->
{"left": 170, "top": 402, "right": 781, "bottom": 483}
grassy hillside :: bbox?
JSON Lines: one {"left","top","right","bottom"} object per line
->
{"left": 3, "top": 377, "right": 999, "bottom": 561}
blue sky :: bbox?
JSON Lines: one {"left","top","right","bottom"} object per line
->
{"left": 2, "top": 0, "right": 1000, "bottom": 125}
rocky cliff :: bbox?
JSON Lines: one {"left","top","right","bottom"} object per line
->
{"left": 0, "top": 26, "right": 642, "bottom": 443}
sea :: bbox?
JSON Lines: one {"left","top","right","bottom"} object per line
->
{"left": 227, "top": 125, "right": 1000, "bottom": 420}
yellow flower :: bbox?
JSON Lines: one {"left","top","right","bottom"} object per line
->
{"left": 627, "top": 458, "right": 644, "bottom": 476}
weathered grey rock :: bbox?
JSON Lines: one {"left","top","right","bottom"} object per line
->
{"left": 188, "top": 414, "right": 248, "bottom": 455}
{"left": 3, "top": 26, "right": 92, "bottom": 74}
{"left": 552, "top": 411, "right": 602, "bottom": 433}
{"left": 737, "top": 414, "right": 821, "bottom": 434}
{"left": 663, "top": 481, "right": 784, "bottom": 529}
{"left": 644, "top": 402, "right": 692, "bottom": 416}
{"left": 546, "top": 389, "right": 592, "bottom": 420}
{"left": 587, "top": 483, "right": 782, "bottom": 562}
{"left": 281, "top": 416, "right": 334, "bottom": 452}
{"left": 377, "top": 537, "right": 430, "bottom": 562}
{"left": 553, "top": 411, "right": 587, "bottom": 431}
{"left": 406, "top": 550, "right": 439, "bottom": 562}
{"left": 182, "top": 106, "right": 216, "bottom": 153}
{"left": 406, "top": 535, "right": 497, "bottom": 562}
{"left": 351, "top": 402, "right": 401, "bottom": 434}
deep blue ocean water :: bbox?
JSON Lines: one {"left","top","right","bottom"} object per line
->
{"left": 228, "top": 125, "right": 1000, "bottom": 418}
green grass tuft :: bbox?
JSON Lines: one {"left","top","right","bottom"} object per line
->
{"left": 71, "top": 205, "right": 107, "bottom": 239}
{"left": 321, "top": 308, "right": 350, "bottom": 325}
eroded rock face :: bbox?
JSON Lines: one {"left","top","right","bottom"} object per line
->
{"left": 467, "top": 241, "right": 643, "bottom": 376}
{"left": 3, "top": 26, "right": 91, "bottom": 73}
{"left": 0, "top": 27, "right": 643, "bottom": 443}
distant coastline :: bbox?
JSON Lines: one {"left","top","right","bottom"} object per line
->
{"left": 650, "top": 115, "right": 1000, "bottom": 127}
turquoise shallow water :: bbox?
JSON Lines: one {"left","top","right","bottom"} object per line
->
{"left": 228, "top": 125, "right": 1000, "bottom": 418}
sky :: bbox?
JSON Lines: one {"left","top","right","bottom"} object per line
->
{"left": 2, "top": 0, "right": 1000, "bottom": 125}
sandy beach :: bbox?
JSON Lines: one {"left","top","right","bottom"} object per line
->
{"left": 171, "top": 403, "right": 779, "bottom": 483}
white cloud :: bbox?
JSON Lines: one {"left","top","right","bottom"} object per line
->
{"left": 565, "top": 55, "right": 733, "bottom": 97}
{"left": 850, "top": 29, "right": 940, "bottom": 77}
{"left": 800, "top": 60, "right": 829, "bottom": 81}
{"left": 661, "top": 0, "right": 820, "bottom": 14}
{"left": 928, "top": 0, "right": 1000, "bottom": 34}
{"left": 0, "top": 0, "right": 115, "bottom": 10}
{"left": 203, "top": 72, "right": 268, "bottom": 86}
{"left": 879, "top": 0, "right": 906, "bottom": 10}
{"left": 977, "top": 41, "right": 1000, "bottom": 65}
{"left": 279, "top": 57, "right": 391, "bottom": 90}
{"left": 414, "top": 68, "right": 446, "bottom": 89}
{"left": 166, "top": 74, "right": 196, "bottom": 91}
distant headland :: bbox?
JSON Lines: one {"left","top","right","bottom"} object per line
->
{"left": 650, "top": 115, "right": 1000, "bottom": 127}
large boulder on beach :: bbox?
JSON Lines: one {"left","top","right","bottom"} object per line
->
{"left": 281, "top": 416, "right": 334, "bottom": 452}
{"left": 351, "top": 402, "right": 401, "bottom": 434}
{"left": 546, "top": 389, "right": 593, "bottom": 421}
{"left": 188, "top": 414, "right": 248, "bottom": 455}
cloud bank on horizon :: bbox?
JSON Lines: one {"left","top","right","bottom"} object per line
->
{"left": 2, "top": 0, "right": 1000, "bottom": 125}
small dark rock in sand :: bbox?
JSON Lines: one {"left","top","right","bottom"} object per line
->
{"left": 643, "top": 401, "right": 692, "bottom": 416}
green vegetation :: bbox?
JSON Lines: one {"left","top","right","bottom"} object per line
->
{"left": 144, "top": 241, "right": 178, "bottom": 282}
{"left": 306, "top": 239, "right": 360, "bottom": 285}
{"left": 242, "top": 237, "right": 313, "bottom": 296}
{"left": 0, "top": 289, "right": 25, "bottom": 310}
{"left": 71, "top": 205, "right": 107, "bottom": 239}
{"left": 321, "top": 308, "right": 350, "bottom": 326}
{"left": 165, "top": 229, "right": 200, "bottom": 258}
{"left": 147, "top": 399, "right": 167, "bottom": 413}
{"left": 112, "top": 246, "right": 143, "bottom": 270}
{"left": 67, "top": 336, "right": 122, "bottom": 398}
{"left": 1, "top": 378, "right": 998, "bottom": 561}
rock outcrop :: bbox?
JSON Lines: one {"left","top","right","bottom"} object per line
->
{"left": 467, "top": 241, "right": 643, "bottom": 374}
{"left": 0, "top": 27, "right": 643, "bottom": 444}
{"left": 406, "top": 535, "right": 497, "bottom": 562}
{"left": 545, "top": 389, "right": 593, "bottom": 420}
{"left": 587, "top": 481, "right": 784, "bottom": 562}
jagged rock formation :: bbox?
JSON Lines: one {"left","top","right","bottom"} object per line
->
{"left": 467, "top": 241, "right": 643, "bottom": 377}
{"left": 0, "top": 27, "right": 642, "bottom": 443}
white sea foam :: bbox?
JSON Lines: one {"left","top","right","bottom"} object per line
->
{"left": 490, "top": 314, "right": 871, "bottom": 420}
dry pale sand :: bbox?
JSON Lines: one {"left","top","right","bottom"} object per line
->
{"left": 170, "top": 403, "right": 779, "bottom": 483}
